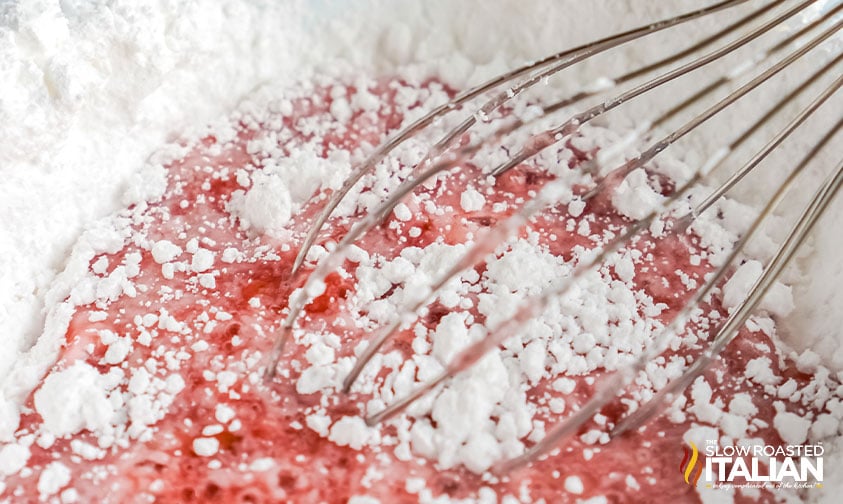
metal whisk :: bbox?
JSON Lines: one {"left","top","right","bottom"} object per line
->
{"left": 267, "top": 0, "right": 843, "bottom": 474}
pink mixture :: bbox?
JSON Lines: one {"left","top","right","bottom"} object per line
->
{"left": 1, "top": 77, "right": 832, "bottom": 503}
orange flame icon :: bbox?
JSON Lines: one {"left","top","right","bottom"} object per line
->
{"left": 679, "top": 441, "right": 703, "bottom": 486}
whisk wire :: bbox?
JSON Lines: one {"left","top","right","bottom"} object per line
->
{"left": 272, "top": 0, "right": 826, "bottom": 377}
{"left": 268, "top": 0, "right": 843, "bottom": 475}
{"left": 610, "top": 114, "right": 843, "bottom": 438}
{"left": 343, "top": 5, "right": 841, "bottom": 394}
{"left": 289, "top": 0, "right": 755, "bottom": 277}
{"left": 497, "top": 83, "right": 842, "bottom": 473}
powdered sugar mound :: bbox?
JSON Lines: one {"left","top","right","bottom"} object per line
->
{"left": 329, "top": 416, "right": 375, "bottom": 451}
{"left": 722, "top": 261, "right": 763, "bottom": 310}
{"left": 612, "top": 168, "right": 666, "bottom": 221}
{"left": 0, "top": 400, "right": 18, "bottom": 442}
{"left": 122, "top": 163, "right": 170, "bottom": 206}
{"left": 37, "top": 461, "right": 71, "bottom": 499}
{"left": 723, "top": 260, "right": 794, "bottom": 319}
{"left": 783, "top": 201, "right": 843, "bottom": 371}
{"left": 0, "top": 443, "right": 29, "bottom": 477}
{"left": 229, "top": 149, "right": 352, "bottom": 236}
{"left": 460, "top": 186, "right": 486, "bottom": 212}
{"left": 151, "top": 240, "right": 182, "bottom": 265}
{"left": 0, "top": 213, "right": 131, "bottom": 434}
{"left": 33, "top": 362, "right": 117, "bottom": 437}
{"left": 772, "top": 404, "right": 811, "bottom": 446}
{"left": 231, "top": 170, "right": 294, "bottom": 233}
{"left": 431, "top": 313, "right": 482, "bottom": 364}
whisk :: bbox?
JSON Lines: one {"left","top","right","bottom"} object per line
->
{"left": 267, "top": 0, "right": 843, "bottom": 474}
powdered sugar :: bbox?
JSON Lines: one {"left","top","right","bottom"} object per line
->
{"left": 33, "top": 362, "right": 116, "bottom": 437}
{"left": 192, "top": 437, "right": 220, "bottom": 457}
{"left": 0, "top": 443, "right": 29, "bottom": 477}
{"left": 151, "top": 240, "right": 182, "bottom": 265}
{"left": 36, "top": 461, "right": 70, "bottom": 498}
{"left": 229, "top": 149, "right": 353, "bottom": 237}
{"left": 612, "top": 168, "right": 666, "bottom": 221}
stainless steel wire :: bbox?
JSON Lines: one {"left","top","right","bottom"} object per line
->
{"left": 267, "top": 0, "right": 843, "bottom": 473}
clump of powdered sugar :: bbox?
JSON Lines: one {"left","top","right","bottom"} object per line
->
{"left": 229, "top": 149, "right": 352, "bottom": 237}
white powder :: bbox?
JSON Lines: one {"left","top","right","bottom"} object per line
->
{"left": 772, "top": 405, "right": 811, "bottom": 446}
{"left": 190, "top": 248, "right": 215, "bottom": 273}
{"left": 460, "top": 187, "right": 486, "bottom": 212}
{"left": 192, "top": 437, "right": 220, "bottom": 457}
{"left": 231, "top": 170, "right": 294, "bottom": 233}
{"left": 37, "top": 461, "right": 70, "bottom": 498}
{"left": 0, "top": 443, "right": 29, "bottom": 476}
{"left": 151, "top": 240, "right": 183, "bottom": 264}
{"left": 2, "top": 0, "right": 841, "bottom": 501}
{"left": 564, "top": 475, "right": 585, "bottom": 495}
{"left": 328, "top": 416, "right": 372, "bottom": 450}
{"left": 228, "top": 149, "right": 352, "bottom": 236}
{"left": 33, "top": 361, "right": 117, "bottom": 437}
{"left": 612, "top": 168, "right": 666, "bottom": 221}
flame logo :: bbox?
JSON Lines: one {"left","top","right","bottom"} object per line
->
{"left": 679, "top": 441, "right": 703, "bottom": 486}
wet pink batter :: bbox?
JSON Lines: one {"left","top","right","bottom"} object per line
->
{"left": 2, "top": 78, "right": 823, "bottom": 503}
